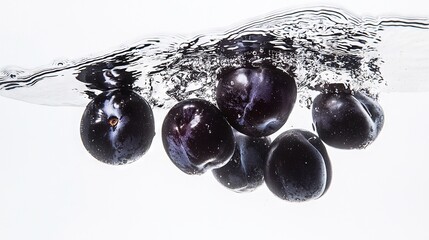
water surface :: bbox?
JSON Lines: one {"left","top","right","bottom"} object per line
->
{"left": 0, "top": 7, "right": 427, "bottom": 108}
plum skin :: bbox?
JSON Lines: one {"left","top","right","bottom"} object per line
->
{"left": 212, "top": 132, "right": 270, "bottom": 193}
{"left": 162, "top": 99, "right": 235, "bottom": 175}
{"left": 80, "top": 89, "right": 155, "bottom": 165}
{"left": 265, "top": 129, "right": 332, "bottom": 202}
{"left": 216, "top": 65, "right": 297, "bottom": 137}
{"left": 312, "top": 91, "right": 384, "bottom": 149}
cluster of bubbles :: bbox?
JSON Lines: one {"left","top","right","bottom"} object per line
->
{"left": 0, "top": 7, "right": 391, "bottom": 108}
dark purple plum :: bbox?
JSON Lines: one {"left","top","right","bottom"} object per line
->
{"left": 162, "top": 99, "right": 235, "bottom": 175}
{"left": 216, "top": 65, "right": 297, "bottom": 137}
{"left": 312, "top": 88, "right": 384, "bottom": 149}
{"left": 212, "top": 132, "right": 270, "bottom": 193}
{"left": 265, "top": 129, "right": 332, "bottom": 202}
{"left": 80, "top": 89, "right": 155, "bottom": 165}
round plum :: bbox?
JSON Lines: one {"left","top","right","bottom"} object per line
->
{"left": 162, "top": 99, "right": 235, "bottom": 175}
{"left": 265, "top": 129, "right": 332, "bottom": 202}
{"left": 216, "top": 65, "right": 297, "bottom": 137}
{"left": 312, "top": 89, "right": 384, "bottom": 149}
{"left": 80, "top": 89, "right": 155, "bottom": 165}
{"left": 212, "top": 132, "right": 270, "bottom": 193}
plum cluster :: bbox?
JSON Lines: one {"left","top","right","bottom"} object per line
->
{"left": 161, "top": 64, "right": 384, "bottom": 202}
{"left": 78, "top": 56, "right": 384, "bottom": 203}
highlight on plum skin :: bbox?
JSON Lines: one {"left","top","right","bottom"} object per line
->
{"left": 212, "top": 131, "right": 270, "bottom": 193}
{"left": 312, "top": 88, "right": 384, "bottom": 149}
{"left": 215, "top": 65, "right": 297, "bottom": 137}
{"left": 265, "top": 129, "right": 332, "bottom": 202}
{"left": 80, "top": 89, "right": 155, "bottom": 165}
{"left": 161, "top": 98, "right": 235, "bottom": 175}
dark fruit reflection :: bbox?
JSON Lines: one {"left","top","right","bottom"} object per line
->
{"left": 212, "top": 132, "right": 270, "bottom": 193}
{"left": 76, "top": 58, "right": 138, "bottom": 91}
{"left": 265, "top": 129, "right": 332, "bottom": 202}
{"left": 162, "top": 99, "right": 235, "bottom": 175}
{"left": 80, "top": 89, "right": 155, "bottom": 165}
{"left": 217, "top": 33, "right": 277, "bottom": 59}
{"left": 312, "top": 88, "right": 384, "bottom": 149}
{"left": 216, "top": 65, "right": 297, "bottom": 137}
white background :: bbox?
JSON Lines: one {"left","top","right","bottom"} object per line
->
{"left": 0, "top": 0, "right": 428, "bottom": 239}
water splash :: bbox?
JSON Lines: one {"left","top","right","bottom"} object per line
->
{"left": 0, "top": 7, "right": 427, "bottom": 107}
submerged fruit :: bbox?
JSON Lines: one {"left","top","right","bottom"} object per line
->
{"left": 265, "top": 129, "right": 332, "bottom": 202}
{"left": 213, "top": 132, "right": 270, "bottom": 193}
{"left": 80, "top": 89, "right": 155, "bottom": 165}
{"left": 162, "top": 99, "right": 235, "bottom": 175}
{"left": 216, "top": 65, "right": 297, "bottom": 137}
{"left": 312, "top": 88, "right": 384, "bottom": 149}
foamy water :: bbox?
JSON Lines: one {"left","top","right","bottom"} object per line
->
{"left": 0, "top": 7, "right": 427, "bottom": 108}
